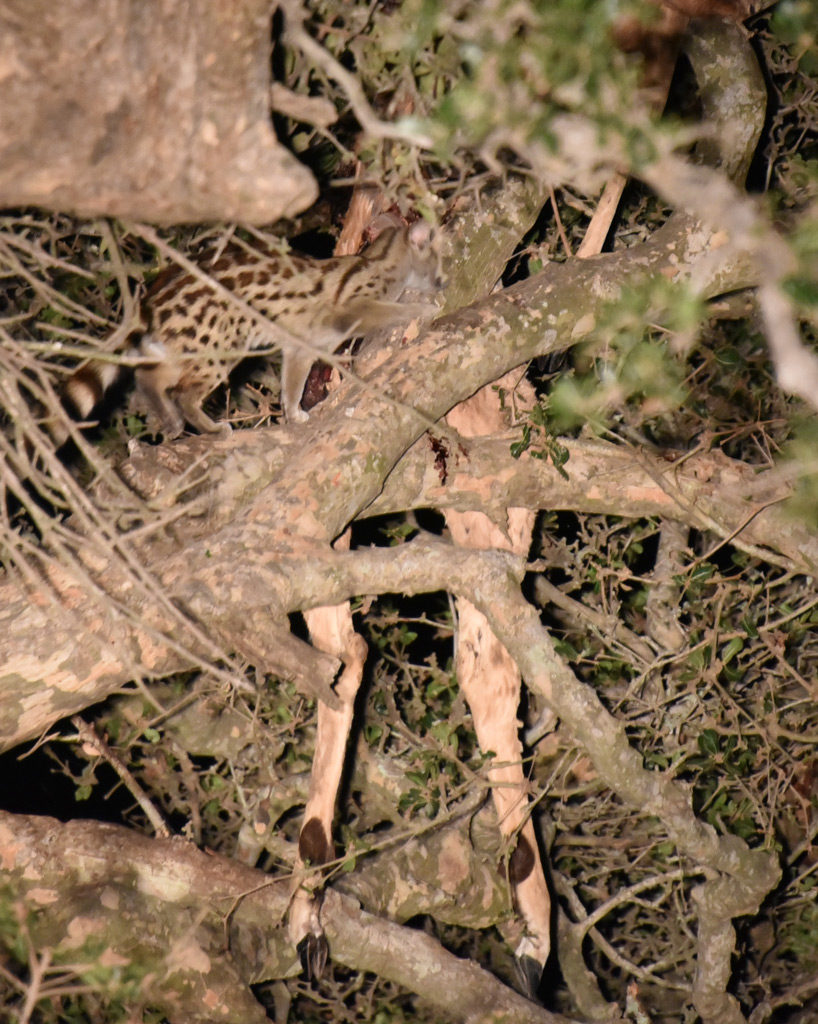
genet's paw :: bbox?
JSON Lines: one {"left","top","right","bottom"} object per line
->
{"left": 288, "top": 406, "right": 310, "bottom": 424}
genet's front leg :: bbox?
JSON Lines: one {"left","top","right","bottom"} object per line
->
{"left": 176, "top": 389, "right": 232, "bottom": 437}
{"left": 281, "top": 349, "right": 316, "bottom": 423}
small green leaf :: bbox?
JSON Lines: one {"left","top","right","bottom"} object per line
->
{"left": 740, "top": 616, "right": 759, "bottom": 639}
{"left": 365, "top": 724, "right": 383, "bottom": 744}
{"left": 721, "top": 638, "right": 744, "bottom": 666}
{"left": 698, "top": 729, "right": 719, "bottom": 756}
{"left": 554, "top": 638, "right": 579, "bottom": 660}
{"left": 783, "top": 275, "right": 818, "bottom": 306}
{"left": 511, "top": 424, "right": 532, "bottom": 459}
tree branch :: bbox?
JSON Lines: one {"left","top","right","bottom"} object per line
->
{"left": 0, "top": 0, "right": 316, "bottom": 223}
{"left": 0, "top": 810, "right": 578, "bottom": 1024}
{"left": 0, "top": 206, "right": 774, "bottom": 753}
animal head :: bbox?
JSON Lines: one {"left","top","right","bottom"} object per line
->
{"left": 403, "top": 219, "right": 446, "bottom": 294}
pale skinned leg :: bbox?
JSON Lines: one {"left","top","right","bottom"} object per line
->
{"left": 445, "top": 375, "right": 552, "bottom": 993}
{"left": 281, "top": 350, "right": 315, "bottom": 423}
{"left": 446, "top": 511, "right": 552, "bottom": 990}
{"left": 288, "top": 598, "right": 367, "bottom": 977}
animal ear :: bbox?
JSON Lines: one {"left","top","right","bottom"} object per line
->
{"left": 369, "top": 212, "right": 404, "bottom": 236}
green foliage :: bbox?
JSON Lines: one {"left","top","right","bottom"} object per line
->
{"left": 546, "top": 276, "right": 701, "bottom": 433}
{"left": 783, "top": 417, "right": 818, "bottom": 526}
{"left": 778, "top": 877, "right": 818, "bottom": 965}
{"left": 783, "top": 205, "right": 818, "bottom": 306}
{"left": 0, "top": 893, "right": 28, "bottom": 965}
{"left": 300, "top": 0, "right": 679, "bottom": 215}
{"left": 685, "top": 730, "right": 761, "bottom": 841}
{"left": 771, "top": 0, "right": 818, "bottom": 74}
{"left": 0, "top": 896, "right": 152, "bottom": 1024}
{"left": 418, "top": 0, "right": 643, "bottom": 143}
{"left": 510, "top": 398, "right": 571, "bottom": 477}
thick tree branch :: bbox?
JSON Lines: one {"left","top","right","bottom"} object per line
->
{"left": 0, "top": 810, "right": 577, "bottom": 1024}
{"left": 366, "top": 436, "right": 813, "bottom": 573}
{"left": 0, "top": 208, "right": 774, "bottom": 753}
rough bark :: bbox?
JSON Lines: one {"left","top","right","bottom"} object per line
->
{"left": 0, "top": 0, "right": 317, "bottom": 223}
{"left": 0, "top": 209, "right": 770, "bottom": 754}
{"left": 0, "top": 810, "right": 577, "bottom": 1024}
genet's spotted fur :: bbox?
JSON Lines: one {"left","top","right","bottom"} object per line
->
{"left": 64, "top": 222, "right": 443, "bottom": 436}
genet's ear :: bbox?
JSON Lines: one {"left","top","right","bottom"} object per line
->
{"left": 369, "top": 212, "right": 404, "bottom": 236}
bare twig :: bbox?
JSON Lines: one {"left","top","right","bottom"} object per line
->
{"left": 281, "top": 2, "right": 433, "bottom": 148}
{"left": 70, "top": 716, "right": 171, "bottom": 838}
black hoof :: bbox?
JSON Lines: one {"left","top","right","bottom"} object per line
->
{"left": 514, "top": 953, "right": 544, "bottom": 1001}
{"left": 297, "top": 931, "right": 329, "bottom": 982}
